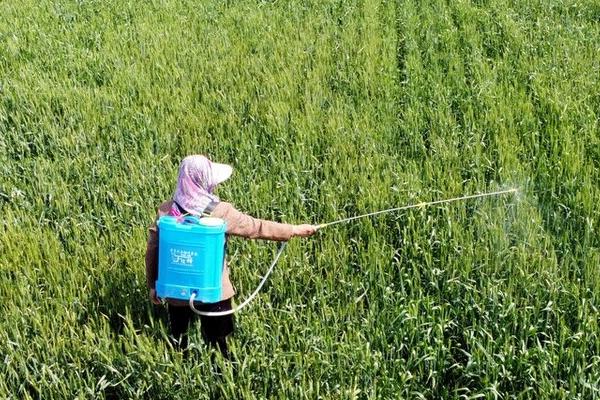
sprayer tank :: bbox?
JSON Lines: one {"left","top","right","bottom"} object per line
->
{"left": 156, "top": 216, "right": 227, "bottom": 303}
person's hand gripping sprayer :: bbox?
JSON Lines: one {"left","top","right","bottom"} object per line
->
{"left": 144, "top": 155, "right": 317, "bottom": 358}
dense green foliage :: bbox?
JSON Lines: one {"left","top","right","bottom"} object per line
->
{"left": 1, "top": 0, "right": 599, "bottom": 398}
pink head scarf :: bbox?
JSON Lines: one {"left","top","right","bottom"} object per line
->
{"left": 172, "top": 155, "right": 233, "bottom": 216}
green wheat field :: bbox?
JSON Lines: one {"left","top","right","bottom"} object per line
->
{"left": 1, "top": 0, "right": 599, "bottom": 398}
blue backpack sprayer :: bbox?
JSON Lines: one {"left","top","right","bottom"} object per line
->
{"left": 156, "top": 188, "right": 518, "bottom": 316}
{"left": 156, "top": 215, "right": 227, "bottom": 303}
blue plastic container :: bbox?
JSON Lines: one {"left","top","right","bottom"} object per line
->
{"left": 156, "top": 215, "right": 227, "bottom": 303}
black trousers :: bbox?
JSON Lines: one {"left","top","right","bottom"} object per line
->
{"left": 168, "top": 298, "right": 234, "bottom": 358}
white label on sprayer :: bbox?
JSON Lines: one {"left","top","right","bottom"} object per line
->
{"left": 170, "top": 248, "right": 198, "bottom": 266}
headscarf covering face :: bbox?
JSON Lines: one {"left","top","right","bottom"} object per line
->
{"left": 172, "top": 155, "right": 233, "bottom": 216}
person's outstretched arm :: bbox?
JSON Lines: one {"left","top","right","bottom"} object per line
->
{"left": 212, "top": 202, "right": 316, "bottom": 241}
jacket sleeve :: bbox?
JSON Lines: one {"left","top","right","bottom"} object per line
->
{"left": 214, "top": 202, "right": 295, "bottom": 241}
{"left": 145, "top": 221, "right": 159, "bottom": 289}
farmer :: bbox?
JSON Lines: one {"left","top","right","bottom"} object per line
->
{"left": 145, "top": 155, "right": 317, "bottom": 358}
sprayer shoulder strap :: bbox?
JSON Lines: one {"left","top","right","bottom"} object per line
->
{"left": 172, "top": 200, "right": 220, "bottom": 217}
{"left": 173, "top": 201, "right": 187, "bottom": 216}
{"left": 202, "top": 201, "right": 220, "bottom": 217}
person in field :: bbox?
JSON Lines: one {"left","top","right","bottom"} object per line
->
{"left": 145, "top": 155, "right": 317, "bottom": 358}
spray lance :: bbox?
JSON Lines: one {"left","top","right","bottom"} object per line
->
{"left": 154, "top": 188, "right": 518, "bottom": 316}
